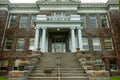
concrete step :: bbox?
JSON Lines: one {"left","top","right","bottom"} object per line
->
{"left": 31, "top": 73, "right": 87, "bottom": 77}
{"left": 33, "top": 70, "right": 85, "bottom": 73}
{"left": 28, "top": 77, "right": 89, "bottom": 80}
{"left": 28, "top": 53, "right": 88, "bottom": 80}
{"left": 33, "top": 68, "right": 84, "bottom": 71}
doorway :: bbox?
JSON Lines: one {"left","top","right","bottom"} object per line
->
{"left": 52, "top": 38, "right": 66, "bottom": 52}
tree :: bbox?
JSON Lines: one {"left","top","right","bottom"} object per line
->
{"left": 110, "top": 10, "right": 120, "bottom": 69}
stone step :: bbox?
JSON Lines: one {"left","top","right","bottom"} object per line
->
{"left": 28, "top": 77, "right": 89, "bottom": 80}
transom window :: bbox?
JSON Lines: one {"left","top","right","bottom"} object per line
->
{"left": 92, "top": 38, "right": 101, "bottom": 51}
{"left": 9, "top": 15, "right": 17, "bottom": 28}
{"left": 20, "top": 15, "right": 28, "bottom": 28}
{"left": 90, "top": 15, "right": 97, "bottom": 28}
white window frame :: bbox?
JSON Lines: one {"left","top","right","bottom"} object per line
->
{"left": 90, "top": 15, "right": 98, "bottom": 28}
{"left": 104, "top": 38, "right": 113, "bottom": 50}
{"left": 100, "top": 15, "right": 109, "bottom": 28}
{"left": 31, "top": 15, "right": 36, "bottom": 28}
{"left": 13, "top": 59, "right": 21, "bottom": 70}
{"left": 0, "top": 60, "right": 8, "bottom": 67}
{"left": 82, "top": 37, "right": 89, "bottom": 50}
{"left": 29, "top": 38, "right": 35, "bottom": 50}
{"left": 8, "top": 15, "right": 17, "bottom": 28}
{"left": 16, "top": 38, "right": 25, "bottom": 51}
{"left": 80, "top": 15, "right": 87, "bottom": 28}
{"left": 4, "top": 38, "right": 13, "bottom": 51}
{"left": 92, "top": 38, "right": 101, "bottom": 51}
{"left": 110, "top": 59, "right": 118, "bottom": 71}
{"left": 19, "top": 15, "right": 28, "bottom": 28}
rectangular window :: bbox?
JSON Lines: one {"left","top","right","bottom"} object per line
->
{"left": 92, "top": 38, "right": 101, "bottom": 51}
{"left": 1, "top": 60, "right": 8, "bottom": 70}
{"left": 110, "top": 59, "right": 118, "bottom": 71}
{"left": 90, "top": 15, "right": 97, "bottom": 28}
{"left": 9, "top": 15, "right": 17, "bottom": 28}
{"left": 80, "top": 15, "right": 86, "bottom": 28}
{"left": 104, "top": 38, "right": 113, "bottom": 50}
{"left": 31, "top": 15, "right": 36, "bottom": 28}
{"left": 100, "top": 15, "right": 108, "bottom": 28}
{"left": 13, "top": 59, "right": 21, "bottom": 70}
{"left": 16, "top": 38, "right": 25, "bottom": 51}
{"left": 4, "top": 38, "right": 13, "bottom": 51}
{"left": 82, "top": 37, "right": 89, "bottom": 50}
{"left": 20, "top": 15, "right": 28, "bottom": 28}
{"left": 29, "top": 38, "right": 35, "bottom": 50}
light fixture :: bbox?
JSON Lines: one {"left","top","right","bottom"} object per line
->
{"left": 57, "top": 28, "right": 60, "bottom": 31}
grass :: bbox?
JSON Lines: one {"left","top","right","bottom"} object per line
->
{"left": 0, "top": 76, "right": 8, "bottom": 80}
{"left": 0, "top": 76, "right": 120, "bottom": 80}
{"left": 110, "top": 77, "right": 120, "bottom": 80}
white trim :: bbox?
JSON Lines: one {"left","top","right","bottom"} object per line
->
{"left": 95, "top": 15, "right": 98, "bottom": 28}
{"left": 106, "top": 15, "right": 110, "bottom": 28}
{"left": 8, "top": 15, "right": 11, "bottom": 28}
{"left": 78, "top": 10, "right": 108, "bottom": 13}
{"left": 0, "top": 7, "right": 8, "bottom": 11}
{"left": 109, "top": 7, "right": 119, "bottom": 10}
{"left": 9, "top": 10, "right": 39, "bottom": 14}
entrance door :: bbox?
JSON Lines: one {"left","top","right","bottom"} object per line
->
{"left": 52, "top": 38, "right": 66, "bottom": 52}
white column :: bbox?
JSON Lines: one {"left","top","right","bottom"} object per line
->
{"left": 71, "top": 27, "right": 76, "bottom": 52}
{"left": 77, "top": 27, "right": 83, "bottom": 50}
{"left": 41, "top": 27, "right": 46, "bottom": 52}
{"left": 34, "top": 28, "right": 39, "bottom": 51}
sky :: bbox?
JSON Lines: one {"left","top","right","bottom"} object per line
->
{"left": 9, "top": 0, "right": 108, "bottom": 3}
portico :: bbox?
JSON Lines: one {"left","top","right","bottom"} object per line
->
{"left": 34, "top": 15, "right": 83, "bottom": 52}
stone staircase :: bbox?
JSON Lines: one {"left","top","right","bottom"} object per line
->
{"left": 28, "top": 53, "right": 89, "bottom": 80}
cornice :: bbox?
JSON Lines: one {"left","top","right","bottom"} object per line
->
{"left": 0, "top": 0, "right": 119, "bottom": 13}
{"left": 80, "top": 3, "right": 106, "bottom": 8}
{"left": 0, "top": 0, "right": 10, "bottom": 5}
{"left": 36, "top": 1, "right": 81, "bottom": 5}
{"left": 11, "top": 3, "right": 38, "bottom": 8}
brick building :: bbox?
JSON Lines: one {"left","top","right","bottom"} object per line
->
{"left": 0, "top": 0, "right": 119, "bottom": 74}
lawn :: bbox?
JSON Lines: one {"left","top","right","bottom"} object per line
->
{"left": 110, "top": 77, "right": 120, "bottom": 80}
{"left": 0, "top": 76, "right": 8, "bottom": 80}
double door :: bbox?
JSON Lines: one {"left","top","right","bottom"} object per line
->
{"left": 52, "top": 38, "right": 66, "bottom": 52}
